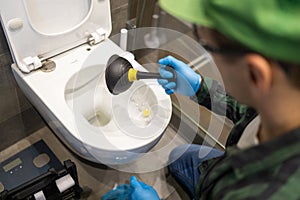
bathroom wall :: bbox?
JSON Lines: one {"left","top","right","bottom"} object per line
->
{"left": 0, "top": 0, "right": 130, "bottom": 151}
{"left": 0, "top": 26, "right": 45, "bottom": 151}
{"left": 111, "top": 0, "right": 129, "bottom": 35}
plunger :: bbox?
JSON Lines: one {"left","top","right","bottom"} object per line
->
{"left": 105, "top": 55, "right": 176, "bottom": 95}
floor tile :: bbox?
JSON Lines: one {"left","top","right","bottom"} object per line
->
{"left": 0, "top": 124, "right": 186, "bottom": 199}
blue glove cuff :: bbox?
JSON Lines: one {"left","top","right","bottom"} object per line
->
{"left": 193, "top": 74, "right": 202, "bottom": 94}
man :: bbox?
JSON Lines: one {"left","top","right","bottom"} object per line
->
{"left": 127, "top": 0, "right": 300, "bottom": 199}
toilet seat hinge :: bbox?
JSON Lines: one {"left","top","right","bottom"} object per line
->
{"left": 22, "top": 56, "right": 43, "bottom": 72}
{"left": 88, "top": 28, "right": 106, "bottom": 46}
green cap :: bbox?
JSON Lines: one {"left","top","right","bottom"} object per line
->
{"left": 159, "top": 0, "right": 300, "bottom": 64}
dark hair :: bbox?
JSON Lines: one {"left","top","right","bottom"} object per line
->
{"left": 194, "top": 25, "right": 300, "bottom": 88}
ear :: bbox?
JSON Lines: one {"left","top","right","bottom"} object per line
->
{"left": 245, "top": 54, "right": 272, "bottom": 93}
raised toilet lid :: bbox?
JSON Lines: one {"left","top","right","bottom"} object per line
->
{"left": 0, "top": 0, "right": 111, "bottom": 73}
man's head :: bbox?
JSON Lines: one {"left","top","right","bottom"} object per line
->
{"left": 159, "top": 0, "right": 300, "bottom": 65}
{"left": 159, "top": 0, "right": 300, "bottom": 109}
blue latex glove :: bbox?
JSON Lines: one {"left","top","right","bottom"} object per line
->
{"left": 102, "top": 184, "right": 132, "bottom": 200}
{"left": 130, "top": 176, "right": 160, "bottom": 200}
{"left": 158, "top": 55, "right": 201, "bottom": 96}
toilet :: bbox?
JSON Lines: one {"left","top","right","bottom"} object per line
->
{"left": 0, "top": 0, "right": 172, "bottom": 165}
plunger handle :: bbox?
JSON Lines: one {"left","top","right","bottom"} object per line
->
{"left": 129, "top": 66, "right": 177, "bottom": 85}
{"left": 136, "top": 72, "right": 162, "bottom": 79}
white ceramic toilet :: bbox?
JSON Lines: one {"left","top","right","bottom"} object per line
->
{"left": 0, "top": 0, "right": 172, "bottom": 165}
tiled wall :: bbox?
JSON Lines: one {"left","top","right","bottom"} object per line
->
{"left": 0, "top": 27, "right": 24, "bottom": 123}
{"left": 111, "top": 0, "right": 129, "bottom": 35}
{"left": 1, "top": 21, "right": 47, "bottom": 150}
{"left": 0, "top": 0, "right": 129, "bottom": 151}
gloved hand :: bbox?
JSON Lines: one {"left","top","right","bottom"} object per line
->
{"left": 130, "top": 176, "right": 160, "bottom": 200}
{"left": 158, "top": 55, "right": 202, "bottom": 96}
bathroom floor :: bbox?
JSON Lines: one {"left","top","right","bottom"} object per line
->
{"left": 0, "top": 124, "right": 191, "bottom": 199}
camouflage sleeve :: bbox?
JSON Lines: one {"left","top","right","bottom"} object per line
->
{"left": 192, "top": 76, "right": 249, "bottom": 124}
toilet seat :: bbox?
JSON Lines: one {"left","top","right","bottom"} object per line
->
{"left": 23, "top": 0, "right": 94, "bottom": 36}
{"left": 0, "top": 0, "right": 111, "bottom": 73}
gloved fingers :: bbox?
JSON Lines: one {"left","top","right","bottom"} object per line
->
{"left": 159, "top": 65, "right": 174, "bottom": 78}
{"left": 158, "top": 55, "right": 176, "bottom": 66}
{"left": 157, "top": 79, "right": 175, "bottom": 95}
{"left": 165, "top": 88, "right": 174, "bottom": 95}
{"left": 158, "top": 79, "right": 176, "bottom": 89}
{"left": 157, "top": 79, "right": 169, "bottom": 85}
{"left": 130, "top": 176, "right": 141, "bottom": 189}
{"left": 158, "top": 55, "right": 187, "bottom": 70}
{"left": 163, "top": 85, "right": 175, "bottom": 95}
{"left": 139, "top": 181, "right": 151, "bottom": 189}
{"left": 128, "top": 176, "right": 161, "bottom": 200}
{"left": 163, "top": 82, "right": 176, "bottom": 90}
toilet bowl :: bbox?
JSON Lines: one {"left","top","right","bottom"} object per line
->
{"left": 0, "top": 0, "right": 172, "bottom": 164}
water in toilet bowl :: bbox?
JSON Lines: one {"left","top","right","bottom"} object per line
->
{"left": 65, "top": 65, "right": 113, "bottom": 128}
{"left": 89, "top": 71, "right": 113, "bottom": 127}
{"left": 112, "top": 80, "right": 171, "bottom": 139}
{"left": 128, "top": 85, "right": 154, "bottom": 127}
{"left": 88, "top": 110, "right": 111, "bottom": 127}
